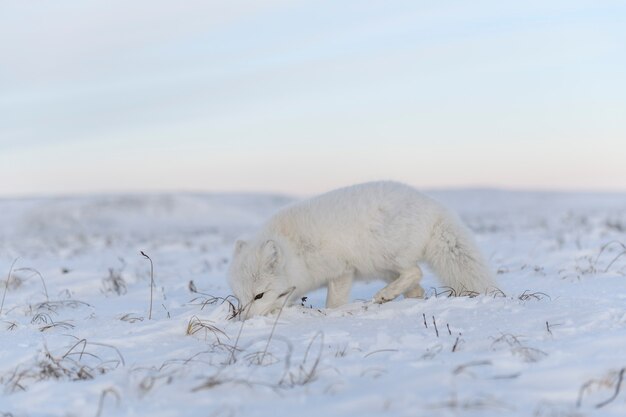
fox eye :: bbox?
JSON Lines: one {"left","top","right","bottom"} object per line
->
{"left": 253, "top": 292, "right": 265, "bottom": 300}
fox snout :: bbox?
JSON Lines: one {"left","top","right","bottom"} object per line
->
{"left": 239, "top": 286, "right": 296, "bottom": 320}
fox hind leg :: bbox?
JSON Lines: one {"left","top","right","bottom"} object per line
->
{"left": 374, "top": 266, "right": 423, "bottom": 304}
{"left": 404, "top": 282, "right": 425, "bottom": 298}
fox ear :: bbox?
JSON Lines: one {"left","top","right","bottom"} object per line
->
{"left": 260, "top": 240, "right": 280, "bottom": 273}
{"left": 234, "top": 240, "right": 247, "bottom": 254}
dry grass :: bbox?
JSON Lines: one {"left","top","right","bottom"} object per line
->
{"left": 491, "top": 333, "right": 547, "bottom": 363}
{"left": 14, "top": 267, "right": 49, "bottom": 301}
{"left": 120, "top": 313, "right": 144, "bottom": 323}
{"left": 186, "top": 315, "right": 229, "bottom": 344}
{"left": 0, "top": 259, "right": 19, "bottom": 316}
{"left": 595, "top": 241, "right": 626, "bottom": 274}
{"left": 577, "top": 367, "right": 626, "bottom": 409}
{"left": 102, "top": 268, "right": 127, "bottom": 296}
{"left": 34, "top": 300, "right": 91, "bottom": 313}
{"left": 95, "top": 388, "right": 121, "bottom": 417}
{"left": 279, "top": 331, "right": 324, "bottom": 388}
{"left": 429, "top": 286, "right": 481, "bottom": 298}
{"left": 140, "top": 251, "right": 155, "bottom": 320}
{"left": 518, "top": 290, "right": 551, "bottom": 301}
{"left": 560, "top": 240, "right": 626, "bottom": 280}
{"left": 428, "top": 286, "right": 517, "bottom": 299}
{"left": 189, "top": 295, "right": 241, "bottom": 320}
{"left": 256, "top": 287, "right": 295, "bottom": 365}
{"left": 1, "top": 336, "right": 126, "bottom": 395}
{"left": 428, "top": 392, "right": 512, "bottom": 412}
{"left": 453, "top": 360, "right": 492, "bottom": 376}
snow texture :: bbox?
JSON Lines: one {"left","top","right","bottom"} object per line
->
{"left": 1, "top": 190, "right": 625, "bottom": 417}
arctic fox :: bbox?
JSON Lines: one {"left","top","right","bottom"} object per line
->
{"left": 228, "top": 181, "right": 495, "bottom": 317}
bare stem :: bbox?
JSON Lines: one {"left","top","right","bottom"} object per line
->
{"left": 259, "top": 286, "right": 295, "bottom": 365}
{"left": 15, "top": 267, "right": 49, "bottom": 301}
{"left": 0, "top": 258, "right": 19, "bottom": 316}
{"left": 95, "top": 387, "right": 121, "bottom": 417}
{"left": 141, "top": 251, "right": 154, "bottom": 320}
{"left": 596, "top": 368, "right": 626, "bottom": 409}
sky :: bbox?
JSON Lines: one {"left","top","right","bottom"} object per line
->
{"left": 1, "top": 0, "right": 625, "bottom": 197}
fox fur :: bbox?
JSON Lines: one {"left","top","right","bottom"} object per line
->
{"left": 228, "top": 181, "right": 495, "bottom": 317}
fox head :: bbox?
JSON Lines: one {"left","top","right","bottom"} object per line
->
{"left": 228, "top": 238, "right": 295, "bottom": 318}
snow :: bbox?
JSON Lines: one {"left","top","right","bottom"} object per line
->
{"left": 0, "top": 190, "right": 625, "bottom": 416}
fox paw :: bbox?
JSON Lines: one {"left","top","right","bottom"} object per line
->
{"left": 373, "top": 290, "right": 397, "bottom": 304}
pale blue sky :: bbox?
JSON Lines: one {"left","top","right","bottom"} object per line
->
{"left": 1, "top": 0, "right": 625, "bottom": 196}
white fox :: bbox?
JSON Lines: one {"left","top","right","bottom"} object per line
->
{"left": 228, "top": 181, "right": 495, "bottom": 317}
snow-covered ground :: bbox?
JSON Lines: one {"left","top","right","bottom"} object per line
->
{"left": 1, "top": 190, "right": 625, "bottom": 417}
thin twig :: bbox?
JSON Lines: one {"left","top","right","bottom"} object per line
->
{"left": 140, "top": 251, "right": 154, "bottom": 320}
{"left": 432, "top": 316, "right": 439, "bottom": 337}
{"left": 596, "top": 368, "right": 626, "bottom": 409}
{"left": 364, "top": 349, "right": 399, "bottom": 358}
{"left": 95, "top": 388, "right": 121, "bottom": 417}
{"left": 15, "top": 267, "right": 49, "bottom": 301}
{"left": 63, "top": 339, "right": 88, "bottom": 362}
{"left": 259, "top": 286, "right": 295, "bottom": 365}
{"left": 280, "top": 330, "right": 324, "bottom": 387}
{"left": 452, "top": 335, "right": 462, "bottom": 352}
{"left": 228, "top": 318, "right": 246, "bottom": 364}
{"left": 605, "top": 251, "right": 626, "bottom": 273}
{"left": 594, "top": 241, "right": 626, "bottom": 266}
{"left": 0, "top": 258, "right": 19, "bottom": 316}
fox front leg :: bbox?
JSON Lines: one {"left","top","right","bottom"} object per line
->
{"left": 374, "top": 266, "right": 423, "bottom": 303}
{"left": 326, "top": 271, "right": 354, "bottom": 308}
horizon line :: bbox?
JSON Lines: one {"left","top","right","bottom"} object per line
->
{"left": 1, "top": 184, "right": 625, "bottom": 201}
